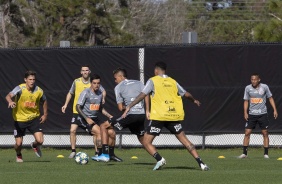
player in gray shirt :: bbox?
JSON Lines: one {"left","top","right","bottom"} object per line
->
{"left": 239, "top": 73, "right": 278, "bottom": 159}
{"left": 76, "top": 74, "right": 122, "bottom": 162}
{"left": 93, "top": 68, "right": 149, "bottom": 162}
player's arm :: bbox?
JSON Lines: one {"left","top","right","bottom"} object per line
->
{"left": 122, "top": 92, "right": 146, "bottom": 118}
{"left": 40, "top": 99, "right": 48, "bottom": 123}
{"left": 117, "top": 103, "right": 125, "bottom": 111}
{"left": 268, "top": 97, "right": 278, "bottom": 119}
{"left": 76, "top": 104, "right": 94, "bottom": 124}
{"left": 6, "top": 92, "right": 16, "bottom": 108}
{"left": 101, "top": 108, "right": 113, "bottom": 119}
{"left": 102, "top": 90, "right": 106, "bottom": 104}
{"left": 183, "top": 92, "right": 200, "bottom": 106}
{"left": 62, "top": 92, "right": 73, "bottom": 113}
{"left": 243, "top": 100, "right": 249, "bottom": 121}
{"left": 145, "top": 95, "right": 150, "bottom": 120}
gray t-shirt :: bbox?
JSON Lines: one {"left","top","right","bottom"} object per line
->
{"left": 243, "top": 83, "right": 272, "bottom": 115}
{"left": 114, "top": 79, "right": 145, "bottom": 115}
{"left": 142, "top": 74, "right": 187, "bottom": 96}
{"left": 77, "top": 88, "right": 103, "bottom": 117}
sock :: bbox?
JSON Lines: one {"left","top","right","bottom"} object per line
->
{"left": 264, "top": 147, "right": 269, "bottom": 155}
{"left": 17, "top": 153, "right": 22, "bottom": 157}
{"left": 109, "top": 146, "right": 114, "bottom": 156}
{"left": 243, "top": 146, "right": 248, "bottom": 155}
{"left": 195, "top": 157, "right": 204, "bottom": 166}
{"left": 71, "top": 149, "right": 76, "bottom": 153}
{"left": 98, "top": 148, "right": 102, "bottom": 156}
{"left": 153, "top": 152, "right": 162, "bottom": 162}
{"left": 102, "top": 144, "right": 109, "bottom": 154}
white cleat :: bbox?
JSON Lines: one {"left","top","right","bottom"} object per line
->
{"left": 200, "top": 163, "right": 210, "bottom": 171}
{"left": 238, "top": 154, "right": 247, "bottom": 159}
{"left": 264, "top": 155, "right": 270, "bottom": 159}
{"left": 68, "top": 152, "right": 76, "bottom": 159}
{"left": 153, "top": 157, "right": 166, "bottom": 170}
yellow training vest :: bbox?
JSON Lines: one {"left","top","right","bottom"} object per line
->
{"left": 72, "top": 78, "right": 90, "bottom": 113}
{"left": 13, "top": 84, "right": 44, "bottom": 122}
{"left": 150, "top": 76, "right": 184, "bottom": 121}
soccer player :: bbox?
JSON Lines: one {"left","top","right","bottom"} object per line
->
{"left": 76, "top": 74, "right": 122, "bottom": 162}
{"left": 238, "top": 73, "right": 278, "bottom": 159}
{"left": 6, "top": 70, "right": 48, "bottom": 162}
{"left": 61, "top": 65, "right": 106, "bottom": 158}
{"left": 122, "top": 62, "right": 209, "bottom": 171}
{"left": 93, "top": 68, "right": 149, "bottom": 162}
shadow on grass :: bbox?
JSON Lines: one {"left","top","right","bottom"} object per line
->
{"left": 23, "top": 160, "right": 51, "bottom": 163}
{"left": 133, "top": 162, "right": 197, "bottom": 170}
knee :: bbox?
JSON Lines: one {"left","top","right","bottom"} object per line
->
{"left": 15, "top": 142, "right": 22, "bottom": 147}
{"left": 108, "top": 129, "right": 116, "bottom": 137}
{"left": 70, "top": 129, "right": 76, "bottom": 135}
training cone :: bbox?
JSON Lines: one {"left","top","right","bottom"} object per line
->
{"left": 131, "top": 156, "right": 138, "bottom": 159}
{"left": 57, "top": 155, "right": 64, "bottom": 158}
{"left": 277, "top": 157, "right": 282, "bottom": 160}
{"left": 218, "top": 156, "right": 225, "bottom": 159}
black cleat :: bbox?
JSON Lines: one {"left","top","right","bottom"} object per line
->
{"left": 110, "top": 155, "right": 123, "bottom": 162}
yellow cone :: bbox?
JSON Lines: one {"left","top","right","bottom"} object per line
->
{"left": 57, "top": 155, "right": 64, "bottom": 158}
{"left": 218, "top": 156, "right": 225, "bottom": 159}
{"left": 277, "top": 157, "right": 282, "bottom": 160}
{"left": 131, "top": 156, "right": 138, "bottom": 159}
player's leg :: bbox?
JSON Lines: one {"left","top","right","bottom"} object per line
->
{"left": 29, "top": 119, "right": 44, "bottom": 157}
{"left": 175, "top": 131, "right": 209, "bottom": 171}
{"left": 239, "top": 115, "right": 256, "bottom": 158}
{"left": 93, "top": 135, "right": 99, "bottom": 156}
{"left": 69, "top": 124, "right": 78, "bottom": 158}
{"left": 107, "top": 128, "right": 123, "bottom": 162}
{"left": 14, "top": 121, "right": 24, "bottom": 162}
{"left": 259, "top": 114, "right": 270, "bottom": 158}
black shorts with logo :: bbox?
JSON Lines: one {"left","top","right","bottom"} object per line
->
{"left": 71, "top": 114, "right": 107, "bottom": 135}
{"left": 110, "top": 114, "right": 145, "bottom": 136}
{"left": 146, "top": 120, "right": 183, "bottom": 136}
{"left": 245, "top": 114, "right": 270, "bottom": 130}
{"left": 14, "top": 118, "right": 43, "bottom": 138}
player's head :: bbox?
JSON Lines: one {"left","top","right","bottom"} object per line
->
{"left": 250, "top": 73, "right": 260, "bottom": 87}
{"left": 24, "top": 70, "right": 36, "bottom": 89}
{"left": 90, "top": 74, "right": 101, "bottom": 91}
{"left": 81, "top": 65, "right": 91, "bottom": 79}
{"left": 113, "top": 67, "right": 127, "bottom": 84}
{"left": 154, "top": 62, "right": 166, "bottom": 75}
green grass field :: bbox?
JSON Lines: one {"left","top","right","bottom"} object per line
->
{"left": 1, "top": 147, "right": 282, "bottom": 184}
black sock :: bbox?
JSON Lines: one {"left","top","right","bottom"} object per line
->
{"left": 195, "top": 157, "right": 204, "bottom": 166}
{"left": 98, "top": 148, "right": 102, "bottom": 156}
{"left": 109, "top": 146, "right": 114, "bottom": 156}
{"left": 243, "top": 146, "right": 248, "bottom": 155}
{"left": 153, "top": 152, "right": 162, "bottom": 161}
{"left": 102, "top": 144, "right": 109, "bottom": 154}
{"left": 17, "top": 153, "right": 22, "bottom": 157}
{"left": 264, "top": 147, "right": 269, "bottom": 155}
{"left": 71, "top": 149, "right": 76, "bottom": 153}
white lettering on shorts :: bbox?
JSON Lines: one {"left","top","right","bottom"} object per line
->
{"left": 71, "top": 117, "right": 75, "bottom": 123}
{"left": 14, "top": 130, "right": 17, "bottom": 136}
{"left": 174, "top": 124, "right": 182, "bottom": 132}
{"left": 150, "top": 126, "right": 161, "bottom": 133}
{"left": 114, "top": 123, "right": 123, "bottom": 130}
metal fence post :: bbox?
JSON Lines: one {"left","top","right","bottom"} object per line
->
{"left": 202, "top": 133, "right": 206, "bottom": 149}
{"left": 118, "top": 133, "right": 122, "bottom": 149}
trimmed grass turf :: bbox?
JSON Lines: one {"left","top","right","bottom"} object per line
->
{"left": 0, "top": 148, "right": 282, "bottom": 184}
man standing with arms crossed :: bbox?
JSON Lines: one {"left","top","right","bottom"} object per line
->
{"left": 6, "top": 71, "right": 48, "bottom": 162}
{"left": 62, "top": 65, "right": 106, "bottom": 158}
{"left": 93, "top": 68, "right": 149, "bottom": 162}
{"left": 239, "top": 73, "right": 278, "bottom": 159}
{"left": 123, "top": 62, "right": 209, "bottom": 171}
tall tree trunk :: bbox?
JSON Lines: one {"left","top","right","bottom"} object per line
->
{"left": 0, "top": 7, "right": 9, "bottom": 48}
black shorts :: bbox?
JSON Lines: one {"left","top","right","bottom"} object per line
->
{"left": 14, "top": 118, "right": 43, "bottom": 138}
{"left": 146, "top": 120, "right": 183, "bottom": 136}
{"left": 110, "top": 114, "right": 145, "bottom": 136}
{"left": 245, "top": 114, "right": 270, "bottom": 130}
{"left": 72, "top": 114, "right": 107, "bottom": 135}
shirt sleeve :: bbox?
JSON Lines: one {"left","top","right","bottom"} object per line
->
{"left": 114, "top": 86, "right": 123, "bottom": 104}
{"left": 177, "top": 83, "right": 187, "bottom": 96}
{"left": 99, "top": 85, "right": 105, "bottom": 92}
{"left": 69, "top": 81, "right": 76, "bottom": 94}
{"left": 40, "top": 92, "right": 47, "bottom": 102}
{"left": 142, "top": 79, "right": 154, "bottom": 95}
{"left": 10, "top": 86, "right": 22, "bottom": 96}
{"left": 243, "top": 86, "right": 249, "bottom": 100}
{"left": 265, "top": 85, "right": 272, "bottom": 98}
{"left": 77, "top": 90, "right": 87, "bottom": 106}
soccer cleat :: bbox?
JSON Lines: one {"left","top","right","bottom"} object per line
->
{"left": 238, "top": 154, "right": 247, "bottom": 159}
{"left": 31, "top": 142, "right": 42, "bottom": 157}
{"left": 16, "top": 156, "right": 23, "bottom": 163}
{"left": 92, "top": 153, "right": 110, "bottom": 162}
{"left": 153, "top": 157, "right": 166, "bottom": 171}
{"left": 110, "top": 155, "right": 123, "bottom": 162}
{"left": 68, "top": 152, "right": 76, "bottom": 159}
{"left": 200, "top": 163, "right": 210, "bottom": 171}
{"left": 264, "top": 154, "right": 270, "bottom": 159}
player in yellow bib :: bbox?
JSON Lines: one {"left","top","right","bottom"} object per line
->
{"left": 62, "top": 65, "right": 106, "bottom": 158}
{"left": 6, "top": 71, "right": 48, "bottom": 162}
{"left": 123, "top": 62, "right": 209, "bottom": 171}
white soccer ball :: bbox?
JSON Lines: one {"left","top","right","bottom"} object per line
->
{"left": 74, "top": 152, "right": 89, "bottom": 165}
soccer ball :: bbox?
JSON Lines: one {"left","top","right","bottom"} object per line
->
{"left": 74, "top": 152, "right": 89, "bottom": 165}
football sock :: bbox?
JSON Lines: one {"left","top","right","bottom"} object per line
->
{"left": 153, "top": 152, "right": 162, "bottom": 161}
{"left": 195, "top": 157, "right": 204, "bottom": 166}
{"left": 102, "top": 144, "right": 109, "bottom": 154}
{"left": 109, "top": 146, "right": 114, "bottom": 156}
{"left": 17, "top": 153, "right": 22, "bottom": 157}
{"left": 264, "top": 147, "right": 269, "bottom": 155}
{"left": 71, "top": 149, "right": 76, "bottom": 153}
{"left": 243, "top": 146, "right": 248, "bottom": 155}
{"left": 98, "top": 148, "right": 102, "bottom": 156}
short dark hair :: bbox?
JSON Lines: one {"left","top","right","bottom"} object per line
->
{"left": 81, "top": 65, "right": 90, "bottom": 69}
{"left": 113, "top": 67, "right": 127, "bottom": 77}
{"left": 90, "top": 74, "right": 101, "bottom": 82}
{"left": 251, "top": 73, "right": 260, "bottom": 78}
{"left": 25, "top": 70, "right": 36, "bottom": 78}
{"left": 155, "top": 62, "right": 167, "bottom": 71}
